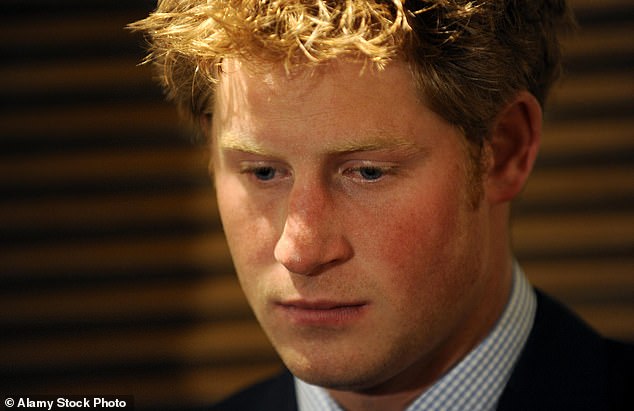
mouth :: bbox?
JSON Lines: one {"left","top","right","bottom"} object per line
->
{"left": 275, "top": 299, "right": 368, "bottom": 326}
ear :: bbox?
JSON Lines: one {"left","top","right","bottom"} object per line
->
{"left": 485, "top": 91, "right": 542, "bottom": 204}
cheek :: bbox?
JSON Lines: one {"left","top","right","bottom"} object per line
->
{"left": 359, "top": 179, "right": 479, "bottom": 304}
{"left": 375, "top": 194, "right": 461, "bottom": 268}
{"left": 215, "top": 176, "right": 279, "bottom": 268}
{"left": 216, "top": 188, "right": 282, "bottom": 310}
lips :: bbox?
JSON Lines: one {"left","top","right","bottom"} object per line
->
{"left": 281, "top": 300, "right": 365, "bottom": 310}
{"left": 275, "top": 299, "right": 368, "bottom": 326}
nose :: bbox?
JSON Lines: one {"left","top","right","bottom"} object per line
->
{"left": 273, "top": 180, "right": 353, "bottom": 276}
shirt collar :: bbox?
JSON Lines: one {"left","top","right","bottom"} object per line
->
{"left": 295, "top": 262, "right": 536, "bottom": 411}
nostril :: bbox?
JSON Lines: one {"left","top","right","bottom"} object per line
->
{"left": 274, "top": 184, "right": 353, "bottom": 275}
{"left": 273, "top": 224, "right": 354, "bottom": 276}
{"left": 273, "top": 235, "right": 320, "bottom": 276}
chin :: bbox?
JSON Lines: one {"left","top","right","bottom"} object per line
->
{"left": 283, "top": 351, "right": 391, "bottom": 391}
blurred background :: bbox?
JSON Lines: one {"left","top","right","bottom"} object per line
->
{"left": 0, "top": 0, "right": 632, "bottom": 409}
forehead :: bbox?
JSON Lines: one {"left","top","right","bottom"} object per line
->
{"left": 210, "top": 58, "right": 464, "bottom": 157}
{"left": 216, "top": 59, "right": 367, "bottom": 110}
{"left": 213, "top": 58, "right": 422, "bottom": 124}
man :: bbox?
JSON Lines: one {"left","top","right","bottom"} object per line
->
{"left": 131, "top": 1, "right": 633, "bottom": 410}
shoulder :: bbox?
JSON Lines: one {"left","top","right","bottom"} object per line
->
{"left": 604, "top": 337, "right": 634, "bottom": 410}
{"left": 498, "top": 290, "right": 634, "bottom": 411}
{"left": 208, "top": 369, "right": 297, "bottom": 411}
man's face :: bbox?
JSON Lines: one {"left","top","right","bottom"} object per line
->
{"left": 211, "top": 60, "right": 508, "bottom": 393}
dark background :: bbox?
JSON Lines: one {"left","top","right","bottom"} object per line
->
{"left": 1, "top": 0, "right": 632, "bottom": 409}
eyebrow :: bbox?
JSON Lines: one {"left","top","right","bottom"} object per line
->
{"left": 327, "top": 136, "right": 422, "bottom": 154}
{"left": 218, "top": 132, "right": 423, "bottom": 156}
{"left": 219, "top": 133, "right": 272, "bottom": 156}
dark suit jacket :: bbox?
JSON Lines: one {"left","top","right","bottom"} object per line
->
{"left": 209, "top": 291, "right": 634, "bottom": 410}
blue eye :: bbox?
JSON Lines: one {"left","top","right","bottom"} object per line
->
{"left": 358, "top": 167, "right": 384, "bottom": 180}
{"left": 253, "top": 167, "right": 277, "bottom": 181}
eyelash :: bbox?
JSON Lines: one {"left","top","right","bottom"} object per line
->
{"left": 240, "top": 166, "right": 287, "bottom": 182}
{"left": 239, "top": 164, "right": 396, "bottom": 184}
{"left": 344, "top": 165, "right": 395, "bottom": 181}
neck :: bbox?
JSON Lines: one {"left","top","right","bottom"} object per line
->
{"left": 328, "top": 257, "right": 514, "bottom": 411}
{"left": 328, "top": 389, "right": 424, "bottom": 411}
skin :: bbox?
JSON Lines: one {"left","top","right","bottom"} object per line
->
{"left": 210, "top": 59, "right": 541, "bottom": 411}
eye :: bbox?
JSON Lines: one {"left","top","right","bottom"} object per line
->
{"left": 342, "top": 163, "right": 396, "bottom": 184}
{"left": 240, "top": 163, "right": 290, "bottom": 184}
{"left": 252, "top": 166, "right": 277, "bottom": 181}
{"left": 358, "top": 166, "right": 384, "bottom": 181}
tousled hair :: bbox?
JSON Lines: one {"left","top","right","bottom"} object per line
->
{"left": 130, "top": 0, "right": 572, "bottom": 143}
